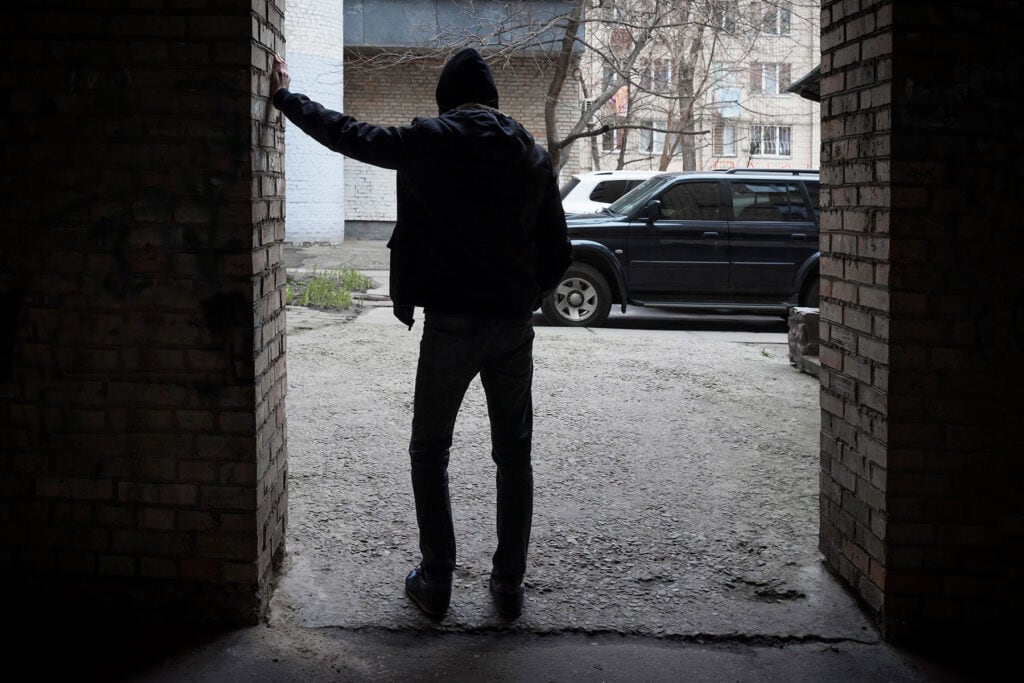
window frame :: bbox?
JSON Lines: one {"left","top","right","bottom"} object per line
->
{"left": 638, "top": 119, "right": 667, "bottom": 155}
{"left": 749, "top": 124, "right": 793, "bottom": 158}
{"left": 657, "top": 181, "right": 724, "bottom": 221}
{"left": 713, "top": 119, "right": 738, "bottom": 157}
{"left": 750, "top": 62, "right": 792, "bottom": 95}
{"left": 589, "top": 179, "right": 632, "bottom": 204}
{"left": 710, "top": 0, "right": 739, "bottom": 33}
{"left": 729, "top": 180, "right": 805, "bottom": 222}
{"left": 759, "top": 0, "right": 793, "bottom": 36}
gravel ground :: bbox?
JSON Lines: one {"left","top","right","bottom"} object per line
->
{"left": 270, "top": 302, "right": 875, "bottom": 641}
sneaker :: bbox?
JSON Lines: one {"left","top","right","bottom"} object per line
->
{"left": 488, "top": 576, "right": 525, "bottom": 618}
{"left": 405, "top": 565, "right": 451, "bottom": 618}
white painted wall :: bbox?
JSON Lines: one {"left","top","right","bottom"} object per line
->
{"left": 344, "top": 159, "right": 397, "bottom": 223}
{"left": 284, "top": 0, "right": 346, "bottom": 244}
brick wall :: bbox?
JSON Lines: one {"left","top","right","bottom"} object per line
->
{"left": 253, "top": 0, "right": 289, "bottom": 622}
{"left": 819, "top": 0, "right": 1024, "bottom": 642}
{"left": 817, "top": 0, "right": 894, "bottom": 627}
{"left": 0, "top": 0, "right": 288, "bottom": 624}
{"left": 343, "top": 55, "right": 581, "bottom": 230}
{"left": 281, "top": 0, "right": 346, "bottom": 244}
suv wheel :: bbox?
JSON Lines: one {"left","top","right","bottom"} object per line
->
{"left": 542, "top": 263, "right": 612, "bottom": 327}
{"left": 800, "top": 276, "right": 820, "bottom": 308}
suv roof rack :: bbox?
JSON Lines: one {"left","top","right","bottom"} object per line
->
{"left": 719, "top": 168, "right": 818, "bottom": 175}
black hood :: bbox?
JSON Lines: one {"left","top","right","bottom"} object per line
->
{"left": 435, "top": 48, "right": 499, "bottom": 114}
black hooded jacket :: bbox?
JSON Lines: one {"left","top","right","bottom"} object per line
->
{"left": 272, "top": 48, "right": 571, "bottom": 326}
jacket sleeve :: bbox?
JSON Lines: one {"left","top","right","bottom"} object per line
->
{"left": 273, "top": 88, "right": 417, "bottom": 170}
{"left": 534, "top": 164, "right": 573, "bottom": 299}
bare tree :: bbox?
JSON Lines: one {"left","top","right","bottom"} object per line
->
{"left": 346, "top": 0, "right": 819, "bottom": 173}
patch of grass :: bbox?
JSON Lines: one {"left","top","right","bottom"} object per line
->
{"left": 331, "top": 267, "right": 375, "bottom": 293}
{"left": 288, "top": 268, "right": 375, "bottom": 311}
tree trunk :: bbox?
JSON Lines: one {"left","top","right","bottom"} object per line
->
{"left": 660, "top": 20, "right": 704, "bottom": 171}
{"left": 545, "top": 0, "right": 586, "bottom": 171}
{"left": 616, "top": 134, "right": 628, "bottom": 169}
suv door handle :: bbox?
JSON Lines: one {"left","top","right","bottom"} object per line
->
{"left": 702, "top": 231, "right": 719, "bottom": 238}
{"left": 791, "top": 233, "right": 807, "bottom": 240}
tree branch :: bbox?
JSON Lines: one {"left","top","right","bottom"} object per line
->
{"left": 554, "top": 122, "right": 709, "bottom": 151}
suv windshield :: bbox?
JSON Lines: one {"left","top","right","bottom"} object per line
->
{"left": 605, "top": 176, "right": 665, "bottom": 215}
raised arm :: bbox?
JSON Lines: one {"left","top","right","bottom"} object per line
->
{"left": 269, "top": 53, "right": 413, "bottom": 170}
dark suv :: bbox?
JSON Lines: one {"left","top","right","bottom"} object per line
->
{"left": 542, "top": 169, "right": 820, "bottom": 327}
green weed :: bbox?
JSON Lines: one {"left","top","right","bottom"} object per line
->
{"left": 288, "top": 268, "right": 374, "bottom": 311}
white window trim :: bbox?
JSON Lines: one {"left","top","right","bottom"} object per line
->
{"left": 715, "top": 121, "right": 737, "bottom": 157}
{"left": 761, "top": 1, "right": 793, "bottom": 36}
{"left": 749, "top": 124, "right": 792, "bottom": 158}
{"left": 638, "top": 120, "right": 666, "bottom": 155}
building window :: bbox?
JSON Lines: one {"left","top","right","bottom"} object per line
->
{"left": 750, "top": 62, "right": 791, "bottom": 94}
{"left": 602, "top": 66, "right": 622, "bottom": 90}
{"left": 639, "top": 59, "right": 672, "bottom": 94}
{"left": 710, "top": 0, "right": 739, "bottom": 32}
{"left": 602, "top": 127, "right": 616, "bottom": 152}
{"left": 759, "top": 1, "right": 792, "bottom": 36}
{"left": 652, "top": 59, "right": 671, "bottom": 94}
{"left": 713, "top": 120, "right": 737, "bottom": 157}
{"left": 749, "top": 125, "right": 792, "bottom": 157}
{"left": 711, "top": 62, "right": 741, "bottom": 118}
{"left": 638, "top": 120, "right": 666, "bottom": 154}
{"left": 603, "top": 126, "right": 627, "bottom": 152}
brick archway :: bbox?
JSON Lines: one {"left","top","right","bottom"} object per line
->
{"left": 1, "top": 0, "right": 1021, "bottom": 640}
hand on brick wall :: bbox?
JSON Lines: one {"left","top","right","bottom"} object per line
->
{"left": 270, "top": 53, "right": 291, "bottom": 101}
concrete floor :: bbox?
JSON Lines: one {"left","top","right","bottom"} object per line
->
{"left": 9, "top": 241, "right": 999, "bottom": 681}
{"left": 12, "top": 619, "right": 996, "bottom": 682}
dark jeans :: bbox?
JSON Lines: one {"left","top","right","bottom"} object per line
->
{"left": 409, "top": 311, "right": 535, "bottom": 584}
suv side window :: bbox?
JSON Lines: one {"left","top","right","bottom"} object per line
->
{"left": 659, "top": 182, "right": 722, "bottom": 220}
{"left": 730, "top": 181, "right": 808, "bottom": 221}
{"left": 589, "top": 180, "right": 630, "bottom": 203}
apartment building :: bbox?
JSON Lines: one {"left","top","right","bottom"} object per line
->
{"left": 575, "top": 0, "right": 820, "bottom": 172}
{"left": 342, "top": 0, "right": 579, "bottom": 239}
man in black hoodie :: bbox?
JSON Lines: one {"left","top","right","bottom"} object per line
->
{"left": 270, "top": 48, "right": 571, "bottom": 619}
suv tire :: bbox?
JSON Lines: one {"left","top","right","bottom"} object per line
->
{"left": 542, "top": 263, "right": 612, "bottom": 327}
{"left": 800, "top": 276, "right": 820, "bottom": 308}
